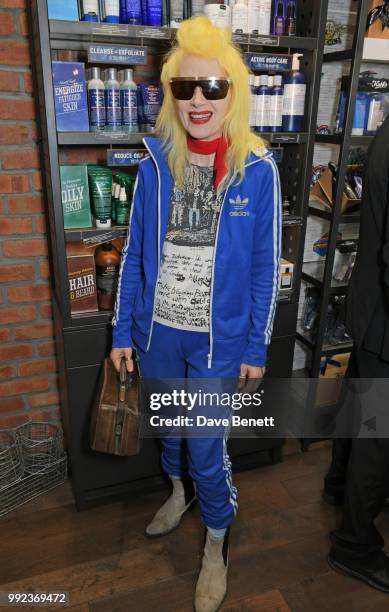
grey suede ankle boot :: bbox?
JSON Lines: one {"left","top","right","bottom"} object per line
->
{"left": 194, "top": 528, "right": 230, "bottom": 612}
{"left": 145, "top": 475, "right": 196, "bottom": 537}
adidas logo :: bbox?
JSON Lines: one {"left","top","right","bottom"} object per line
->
{"left": 229, "top": 194, "right": 250, "bottom": 217}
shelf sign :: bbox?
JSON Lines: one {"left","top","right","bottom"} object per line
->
{"left": 87, "top": 44, "right": 147, "bottom": 65}
{"left": 249, "top": 35, "right": 280, "bottom": 47}
{"left": 107, "top": 149, "right": 148, "bottom": 166}
{"left": 271, "top": 133, "right": 300, "bottom": 144}
{"left": 246, "top": 53, "right": 292, "bottom": 72}
{"left": 136, "top": 26, "right": 171, "bottom": 39}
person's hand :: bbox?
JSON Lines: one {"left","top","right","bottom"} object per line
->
{"left": 238, "top": 363, "right": 266, "bottom": 393}
{"left": 110, "top": 347, "right": 134, "bottom": 372}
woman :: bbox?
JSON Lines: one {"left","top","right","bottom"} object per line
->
{"left": 110, "top": 16, "right": 281, "bottom": 612}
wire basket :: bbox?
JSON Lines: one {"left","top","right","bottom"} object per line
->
{"left": 0, "top": 421, "right": 67, "bottom": 518}
{"left": 0, "top": 430, "right": 24, "bottom": 492}
{"left": 16, "top": 422, "right": 63, "bottom": 475}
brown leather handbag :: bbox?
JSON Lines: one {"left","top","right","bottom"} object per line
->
{"left": 90, "top": 357, "right": 141, "bottom": 456}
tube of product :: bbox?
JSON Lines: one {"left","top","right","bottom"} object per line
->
{"left": 138, "top": 82, "right": 161, "bottom": 131}
{"left": 87, "top": 166, "right": 113, "bottom": 228}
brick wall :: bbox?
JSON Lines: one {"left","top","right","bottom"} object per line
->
{"left": 0, "top": 0, "right": 60, "bottom": 429}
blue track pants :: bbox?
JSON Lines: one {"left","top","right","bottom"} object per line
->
{"left": 136, "top": 322, "right": 244, "bottom": 530}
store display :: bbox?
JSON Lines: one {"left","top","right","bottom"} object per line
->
{"left": 66, "top": 242, "right": 99, "bottom": 314}
{"left": 48, "top": 0, "right": 80, "bottom": 20}
{"left": 95, "top": 242, "right": 121, "bottom": 310}
{"left": 335, "top": 72, "right": 389, "bottom": 136}
{"left": 282, "top": 53, "right": 306, "bottom": 132}
{"left": 52, "top": 61, "right": 89, "bottom": 132}
{"left": 60, "top": 165, "right": 92, "bottom": 229}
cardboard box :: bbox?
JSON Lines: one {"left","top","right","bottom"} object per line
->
{"left": 316, "top": 353, "right": 351, "bottom": 407}
{"left": 366, "top": 0, "right": 389, "bottom": 39}
{"left": 60, "top": 165, "right": 92, "bottom": 229}
{"left": 310, "top": 167, "right": 361, "bottom": 214}
{"left": 66, "top": 243, "right": 98, "bottom": 314}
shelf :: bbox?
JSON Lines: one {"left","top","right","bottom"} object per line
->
{"left": 58, "top": 131, "right": 151, "bottom": 145}
{"left": 302, "top": 261, "right": 350, "bottom": 294}
{"left": 58, "top": 131, "right": 309, "bottom": 146}
{"left": 296, "top": 324, "right": 353, "bottom": 356}
{"left": 49, "top": 20, "right": 318, "bottom": 50}
{"left": 315, "top": 133, "right": 373, "bottom": 146}
{"left": 65, "top": 226, "right": 128, "bottom": 243}
{"left": 308, "top": 205, "right": 360, "bottom": 224}
{"left": 323, "top": 49, "right": 353, "bottom": 63}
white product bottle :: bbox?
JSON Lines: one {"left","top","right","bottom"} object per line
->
{"left": 249, "top": 75, "right": 257, "bottom": 127}
{"left": 204, "top": 3, "right": 231, "bottom": 29}
{"left": 121, "top": 68, "right": 138, "bottom": 133}
{"left": 247, "top": 0, "right": 260, "bottom": 35}
{"left": 257, "top": 0, "right": 272, "bottom": 35}
{"left": 232, "top": 0, "right": 248, "bottom": 34}
{"left": 88, "top": 67, "right": 106, "bottom": 132}
{"left": 269, "top": 74, "right": 284, "bottom": 132}
{"left": 82, "top": 0, "right": 99, "bottom": 21}
{"left": 255, "top": 74, "right": 271, "bottom": 132}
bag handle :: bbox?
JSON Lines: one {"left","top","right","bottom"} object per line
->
{"left": 119, "top": 357, "right": 129, "bottom": 402}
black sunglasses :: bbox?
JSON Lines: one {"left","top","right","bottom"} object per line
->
{"left": 170, "top": 77, "right": 231, "bottom": 100}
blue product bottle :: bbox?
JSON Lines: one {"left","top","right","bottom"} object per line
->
{"left": 255, "top": 74, "right": 271, "bottom": 133}
{"left": 88, "top": 67, "right": 106, "bottom": 131}
{"left": 352, "top": 92, "right": 368, "bottom": 136}
{"left": 126, "top": 0, "right": 142, "bottom": 23}
{"left": 269, "top": 74, "right": 284, "bottom": 132}
{"left": 141, "top": 0, "right": 148, "bottom": 25}
{"left": 121, "top": 69, "right": 138, "bottom": 132}
{"left": 282, "top": 53, "right": 306, "bottom": 132}
{"left": 105, "top": 68, "right": 122, "bottom": 132}
{"left": 82, "top": 0, "right": 99, "bottom": 21}
{"left": 147, "top": 0, "right": 162, "bottom": 25}
{"left": 120, "top": 0, "right": 127, "bottom": 22}
{"left": 102, "top": 0, "right": 120, "bottom": 22}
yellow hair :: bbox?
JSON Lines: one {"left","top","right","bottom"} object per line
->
{"left": 156, "top": 16, "right": 266, "bottom": 190}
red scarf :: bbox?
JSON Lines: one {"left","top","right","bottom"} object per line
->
{"left": 186, "top": 135, "right": 229, "bottom": 191}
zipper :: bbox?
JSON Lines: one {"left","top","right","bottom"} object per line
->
{"left": 207, "top": 156, "right": 265, "bottom": 369}
{"left": 143, "top": 139, "right": 162, "bottom": 352}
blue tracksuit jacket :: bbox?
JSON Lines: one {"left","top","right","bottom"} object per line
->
{"left": 112, "top": 136, "right": 282, "bottom": 368}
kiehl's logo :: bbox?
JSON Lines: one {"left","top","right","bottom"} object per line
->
{"left": 229, "top": 194, "right": 250, "bottom": 216}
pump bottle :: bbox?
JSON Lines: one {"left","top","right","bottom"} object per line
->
{"left": 121, "top": 68, "right": 138, "bottom": 133}
{"left": 88, "top": 67, "right": 106, "bottom": 132}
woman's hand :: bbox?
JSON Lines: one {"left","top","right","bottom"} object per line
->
{"left": 238, "top": 363, "right": 266, "bottom": 393}
{"left": 110, "top": 347, "right": 134, "bottom": 372}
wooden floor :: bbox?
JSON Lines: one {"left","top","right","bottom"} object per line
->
{"left": 1, "top": 441, "right": 389, "bottom": 612}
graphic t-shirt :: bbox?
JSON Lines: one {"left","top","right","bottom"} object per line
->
{"left": 153, "top": 163, "right": 223, "bottom": 331}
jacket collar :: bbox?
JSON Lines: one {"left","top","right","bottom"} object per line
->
{"left": 143, "top": 135, "right": 273, "bottom": 175}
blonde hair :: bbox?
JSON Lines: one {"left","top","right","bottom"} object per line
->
{"left": 156, "top": 16, "right": 266, "bottom": 189}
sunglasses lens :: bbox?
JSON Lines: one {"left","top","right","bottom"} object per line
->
{"left": 170, "top": 80, "right": 230, "bottom": 100}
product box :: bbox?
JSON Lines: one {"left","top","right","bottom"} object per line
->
{"left": 316, "top": 353, "right": 350, "bottom": 407}
{"left": 48, "top": 0, "right": 80, "bottom": 20}
{"left": 310, "top": 167, "right": 361, "bottom": 214}
{"left": 279, "top": 258, "right": 294, "bottom": 291}
{"left": 60, "top": 165, "right": 92, "bottom": 229}
{"left": 52, "top": 62, "right": 89, "bottom": 132}
{"left": 366, "top": 0, "right": 389, "bottom": 39}
{"left": 66, "top": 243, "right": 99, "bottom": 314}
